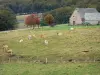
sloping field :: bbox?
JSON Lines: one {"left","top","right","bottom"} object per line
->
{"left": 0, "top": 25, "right": 100, "bottom": 75}
{"left": 0, "top": 25, "right": 100, "bottom": 62}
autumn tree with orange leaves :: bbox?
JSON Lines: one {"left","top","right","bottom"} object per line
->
{"left": 44, "top": 14, "right": 55, "bottom": 27}
{"left": 24, "top": 14, "right": 40, "bottom": 29}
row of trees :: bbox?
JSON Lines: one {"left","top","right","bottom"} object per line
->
{"left": 25, "top": 14, "right": 54, "bottom": 28}
{"left": 0, "top": 10, "right": 54, "bottom": 31}
{"left": 0, "top": 7, "right": 54, "bottom": 31}
{"left": 0, "top": 0, "right": 100, "bottom": 14}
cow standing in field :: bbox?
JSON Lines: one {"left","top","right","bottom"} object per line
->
{"left": 24, "top": 14, "right": 40, "bottom": 29}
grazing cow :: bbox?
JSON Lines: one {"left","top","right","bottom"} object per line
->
{"left": 28, "top": 35, "right": 32, "bottom": 40}
{"left": 33, "top": 34, "right": 36, "bottom": 38}
{"left": 40, "top": 34, "right": 45, "bottom": 38}
{"left": 7, "top": 49, "right": 13, "bottom": 55}
{"left": 57, "top": 32, "right": 63, "bottom": 36}
{"left": 44, "top": 40, "right": 48, "bottom": 45}
{"left": 19, "top": 39, "right": 23, "bottom": 43}
{"left": 3, "top": 44, "right": 8, "bottom": 52}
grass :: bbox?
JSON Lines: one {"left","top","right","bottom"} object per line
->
{"left": 16, "top": 22, "right": 100, "bottom": 29}
{"left": 0, "top": 62, "right": 100, "bottom": 75}
{"left": 0, "top": 24, "right": 100, "bottom": 75}
{"left": 0, "top": 24, "right": 100, "bottom": 61}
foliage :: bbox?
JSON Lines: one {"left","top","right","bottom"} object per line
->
{"left": 40, "top": 19, "right": 48, "bottom": 27}
{"left": 1, "top": 0, "right": 100, "bottom": 14}
{"left": 24, "top": 14, "right": 40, "bottom": 28}
{"left": 0, "top": 8, "right": 17, "bottom": 31}
{"left": 44, "top": 14, "right": 54, "bottom": 27}
{"left": 96, "top": 2, "right": 100, "bottom": 12}
{"left": 82, "top": 22, "right": 91, "bottom": 26}
{"left": 45, "top": 7, "right": 73, "bottom": 24}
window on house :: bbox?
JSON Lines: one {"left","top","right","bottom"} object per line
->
{"left": 81, "top": 18, "right": 85, "bottom": 22}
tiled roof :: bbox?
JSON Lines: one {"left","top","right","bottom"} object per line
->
{"left": 76, "top": 8, "right": 99, "bottom": 18}
{"left": 85, "top": 13, "right": 100, "bottom": 20}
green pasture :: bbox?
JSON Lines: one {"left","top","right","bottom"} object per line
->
{"left": 0, "top": 25, "right": 100, "bottom": 75}
{"left": 0, "top": 25, "right": 100, "bottom": 62}
{"left": 0, "top": 63, "right": 100, "bottom": 75}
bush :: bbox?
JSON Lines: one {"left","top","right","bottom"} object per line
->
{"left": 0, "top": 9, "right": 17, "bottom": 31}
{"left": 44, "top": 14, "right": 55, "bottom": 27}
{"left": 40, "top": 19, "right": 48, "bottom": 27}
{"left": 82, "top": 22, "right": 91, "bottom": 26}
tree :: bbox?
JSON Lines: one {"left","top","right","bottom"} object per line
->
{"left": 54, "top": 7, "right": 73, "bottom": 24}
{"left": 24, "top": 14, "right": 40, "bottom": 29}
{"left": 44, "top": 14, "right": 54, "bottom": 27}
{"left": 96, "top": 2, "right": 100, "bottom": 12}
{"left": 44, "top": 7, "right": 73, "bottom": 24}
{"left": 1, "top": 0, "right": 100, "bottom": 14}
{"left": 0, "top": 8, "right": 17, "bottom": 31}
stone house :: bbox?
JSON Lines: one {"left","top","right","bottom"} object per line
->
{"left": 69, "top": 8, "right": 100, "bottom": 25}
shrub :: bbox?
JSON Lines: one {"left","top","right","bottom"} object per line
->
{"left": 40, "top": 19, "right": 48, "bottom": 27}
{"left": 82, "top": 22, "right": 91, "bottom": 26}
{"left": 0, "top": 9, "right": 17, "bottom": 31}
{"left": 44, "top": 14, "right": 54, "bottom": 27}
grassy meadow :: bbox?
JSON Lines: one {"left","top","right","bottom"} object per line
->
{"left": 0, "top": 24, "right": 100, "bottom": 75}
{"left": 0, "top": 63, "right": 100, "bottom": 75}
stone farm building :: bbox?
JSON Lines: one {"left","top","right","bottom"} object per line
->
{"left": 69, "top": 8, "right": 100, "bottom": 25}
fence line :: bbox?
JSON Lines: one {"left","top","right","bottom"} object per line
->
{"left": 0, "top": 55, "right": 100, "bottom": 64}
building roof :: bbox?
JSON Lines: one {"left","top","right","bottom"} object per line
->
{"left": 76, "top": 8, "right": 99, "bottom": 18}
{"left": 85, "top": 13, "right": 100, "bottom": 20}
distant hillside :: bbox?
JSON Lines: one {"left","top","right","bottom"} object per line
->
{"left": 0, "top": 0, "right": 100, "bottom": 13}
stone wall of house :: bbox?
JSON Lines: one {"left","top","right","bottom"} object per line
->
{"left": 69, "top": 10, "right": 82, "bottom": 25}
